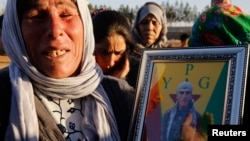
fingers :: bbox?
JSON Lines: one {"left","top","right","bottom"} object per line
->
{"left": 112, "top": 55, "right": 130, "bottom": 79}
{"left": 182, "top": 113, "right": 195, "bottom": 140}
{"left": 182, "top": 113, "right": 207, "bottom": 141}
{"left": 183, "top": 113, "right": 193, "bottom": 126}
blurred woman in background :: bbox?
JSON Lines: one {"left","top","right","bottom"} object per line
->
{"left": 132, "top": 2, "right": 169, "bottom": 58}
{"left": 93, "top": 10, "right": 140, "bottom": 88}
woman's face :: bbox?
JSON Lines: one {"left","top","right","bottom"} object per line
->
{"left": 94, "top": 33, "right": 127, "bottom": 74}
{"left": 138, "top": 14, "right": 162, "bottom": 46}
{"left": 21, "top": 0, "right": 84, "bottom": 78}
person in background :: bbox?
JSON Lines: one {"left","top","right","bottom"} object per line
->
{"left": 188, "top": 1, "right": 250, "bottom": 126}
{"left": 179, "top": 33, "right": 190, "bottom": 47}
{"left": 92, "top": 10, "right": 140, "bottom": 88}
{"left": 211, "top": 0, "right": 231, "bottom": 6}
{"left": 131, "top": 2, "right": 169, "bottom": 58}
{"left": 0, "top": 0, "right": 135, "bottom": 140}
{"left": 188, "top": 4, "right": 250, "bottom": 46}
{"left": 161, "top": 80, "right": 202, "bottom": 141}
{"left": 90, "top": 7, "right": 106, "bottom": 17}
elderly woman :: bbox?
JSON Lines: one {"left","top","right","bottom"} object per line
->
{"left": 0, "top": 0, "right": 135, "bottom": 140}
{"left": 132, "top": 2, "right": 169, "bottom": 58}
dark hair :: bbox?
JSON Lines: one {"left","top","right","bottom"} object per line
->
{"left": 180, "top": 33, "right": 190, "bottom": 41}
{"left": 92, "top": 10, "right": 135, "bottom": 53}
{"left": 16, "top": 0, "right": 29, "bottom": 21}
{"left": 0, "top": 15, "right": 3, "bottom": 28}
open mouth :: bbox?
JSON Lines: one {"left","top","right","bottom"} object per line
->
{"left": 46, "top": 50, "right": 67, "bottom": 58}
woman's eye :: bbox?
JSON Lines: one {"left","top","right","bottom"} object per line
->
{"left": 152, "top": 21, "right": 160, "bottom": 26}
{"left": 24, "top": 15, "right": 44, "bottom": 22}
{"left": 114, "top": 52, "right": 122, "bottom": 55}
{"left": 32, "top": 14, "right": 45, "bottom": 19}
{"left": 60, "top": 13, "right": 72, "bottom": 18}
{"left": 24, "top": 10, "right": 45, "bottom": 20}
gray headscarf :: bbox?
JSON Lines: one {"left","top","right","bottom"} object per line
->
{"left": 2, "top": 0, "right": 120, "bottom": 140}
{"left": 132, "top": 2, "right": 168, "bottom": 49}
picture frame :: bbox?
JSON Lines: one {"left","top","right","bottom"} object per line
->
{"left": 128, "top": 45, "right": 249, "bottom": 141}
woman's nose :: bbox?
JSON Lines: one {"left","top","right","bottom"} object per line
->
{"left": 46, "top": 14, "right": 64, "bottom": 39}
{"left": 145, "top": 21, "right": 154, "bottom": 30}
{"left": 106, "top": 54, "right": 116, "bottom": 67}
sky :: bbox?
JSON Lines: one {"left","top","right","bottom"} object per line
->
{"left": 0, "top": 0, "right": 249, "bottom": 16}
{"left": 88, "top": 0, "right": 250, "bottom": 14}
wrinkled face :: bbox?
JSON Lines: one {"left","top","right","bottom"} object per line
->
{"left": 21, "top": 0, "right": 84, "bottom": 78}
{"left": 138, "top": 14, "right": 162, "bottom": 46}
{"left": 176, "top": 88, "right": 192, "bottom": 110}
{"left": 94, "top": 33, "right": 127, "bottom": 75}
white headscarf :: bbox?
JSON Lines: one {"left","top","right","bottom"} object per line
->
{"left": 2, "top": 0, "right": 120, "bottom": 140}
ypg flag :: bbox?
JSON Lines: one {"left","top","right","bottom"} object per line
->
{"left": 151, "top": 61, "right": 228, "bottom": 125}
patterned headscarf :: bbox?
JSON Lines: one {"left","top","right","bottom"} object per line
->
{"left": 189, "top": 3, "right": 250, "bottom": 46}
{"left": 2, "top": 0, "right": 120, "bottom": 140}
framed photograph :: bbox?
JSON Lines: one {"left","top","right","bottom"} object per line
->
{"left": 128, "top": 45, "right": 249, "bottom": 141}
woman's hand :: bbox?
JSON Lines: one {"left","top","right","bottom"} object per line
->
{"left": 112, "top": 53, "right": 130, "bottom": 79}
